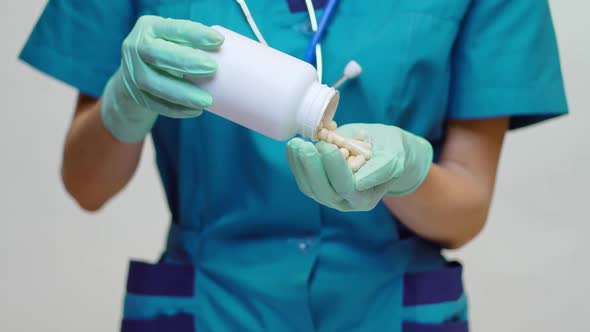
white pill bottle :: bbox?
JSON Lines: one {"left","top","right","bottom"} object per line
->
{"left": 188, "top": 26, "right": 339, "bottom": 141}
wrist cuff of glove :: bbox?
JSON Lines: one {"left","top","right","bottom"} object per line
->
{"left": 100, "top": 72, "right": 158, "bottom": 143}
{"left": 388, "top": 134, "right": 433, "bottom": 196}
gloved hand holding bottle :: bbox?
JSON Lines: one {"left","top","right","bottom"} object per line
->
{"left": 287, "top": 123, "right": 433, "bottom": 211}
{"left": 101, "top": 16, "right": 224, "bottom": 142}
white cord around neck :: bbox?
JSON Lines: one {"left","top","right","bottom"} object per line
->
{"left": 236, "top": 0, "right": 268, "bottom": 45}
{"left": 237, "top": 0, "right": 324, "bottom": 82}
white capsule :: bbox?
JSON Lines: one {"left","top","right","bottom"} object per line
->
{"left": 340, "top": 136, "right": 372, "bottom": 160}
{"left": 348, "top": 155, "right": 367, "bottom": 172}
{"left": 318, "top": 128, "right": 330, "bottom": 142}
{"left": 353, "top": 129, "right": 369, "bottom": 142}
{"left": 320, "top": 131, "right": 372, "bottom": 160}
{"left": 339, "top": 147, "right": 350, "bottom": 159}
{"left": 351, "top": 138, "right": 372, "bottom": 150}
{"left": 328, "top": 131, "right": 346, "bottom": 146}
{"left": 326, "top": 120, "right": 338, "bottom": 131}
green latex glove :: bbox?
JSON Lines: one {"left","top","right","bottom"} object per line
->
{"left": 287, "top": 123, "right": 433, "bottom": 211}
{"left": 101, "top": 16, "right": 224, "bottom": 142}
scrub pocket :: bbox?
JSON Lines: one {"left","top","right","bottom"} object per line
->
{"left": 121, "top": 261, "right": 198, "bottom": 332}
{"left": 401, "top": 262, "right": 469, "bottom": 332}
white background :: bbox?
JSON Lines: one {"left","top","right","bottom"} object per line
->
{"left": 1, "top": 1, "right": 588, "bottom": 331}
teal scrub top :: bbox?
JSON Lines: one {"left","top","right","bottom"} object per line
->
{"left": 20, "top": 1, "right": 568, "bottom": 331}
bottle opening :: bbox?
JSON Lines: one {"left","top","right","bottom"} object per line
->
{"left": 309, "top": 89, "right": 339, "bottom": 141}
{"left": 321, "top": 91, "right": 339, "bottom": 125}
{"left": 297, "top": 83, "right": 340, "bottom": 140}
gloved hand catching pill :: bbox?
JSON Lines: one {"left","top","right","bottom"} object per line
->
{"left": 287, "top": 123, "right": 433, "bottom": 212}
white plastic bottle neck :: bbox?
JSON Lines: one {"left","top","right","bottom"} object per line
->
{"left": 296, "top": 82, "right": 340, "bottom": 140}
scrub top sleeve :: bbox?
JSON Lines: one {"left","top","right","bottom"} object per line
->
{"left": 448, "top": 0, "right": 569, "bottom": 129}
{"left": 19, "top": 0, "right": 135, "bottom": 98}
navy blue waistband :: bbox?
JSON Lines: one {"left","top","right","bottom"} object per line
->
{"left": 122, "top": 314, "right": 194, "bottom": 332}
{"left": 403, "top": 262, "right": 464, "bottom": 306}
{"left": 127, "top": 261, "right": 194, "bottom": 297}
{"left": 125, "top": 257, "right": 462, "bottom": 306}
{"left": 403, "top": 321, "right": 468, "bottom": 332}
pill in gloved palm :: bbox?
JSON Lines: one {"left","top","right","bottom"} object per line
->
{"left": 353, "top": 129, "right": 369, "bottom": 142}
{"left": 326, "top": 120, "right": 338, "bottom": 131}
{"left": 330, "top": 133, "right": 346, "bottom": 147}
{"left": 355, "top": 140, "right": 372, "bottom": 150}
{"left": 316, "top": 121, "right": 371, "bottom": 172}
{"left": 332, "top": 133, "right": 372, "bottom": 159}
{"left": 348, "top": 155, "right": 367, "bottom": 172}
{"left": 318, "top": 128, "right": 331, "bottom": 141}
{"left": 324, "top": 131, "right": 356, "bottom": 153}
{"left": 339, "top": 147, "right": 350, "bottom": 159}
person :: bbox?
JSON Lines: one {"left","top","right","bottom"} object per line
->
{"left": 20, "top": 0, "right": 568, "bottom": 331}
